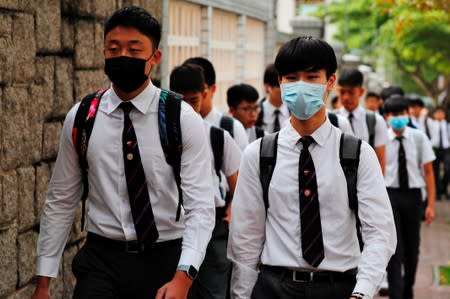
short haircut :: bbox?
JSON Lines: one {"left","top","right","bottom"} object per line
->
{"left": 227, "top": 84, "right": 259, "bottom": 108}
{"left": 170, "top": 64, "right": 205, "bottom": 94}
{"left": 263, "top": 64, "right": 280, "bottom": 87}
{"left": 104, "top": 6, "right": 161, "bottom": 49}
{"left": 338, "top": 69, "right": 363, "bottom": 87}
{"left": 433, "top": 106, "right": 446, "bottom": 114}
{"left": 383, "top": 95, "right": 409, "bottom": 114}
{"left": 380, "top": 86, "right": 404, "bottom": 101}
{"left": 331, "top": 96, "right": 339, "bottom": 105}
{"left": 184, "top": 57, "right": 216, "bottom": 86}
{"left": 406, "top": 94, "right": 424, "bottom": 107}
{"left": 274, "top": 36, "right": 337, "bottom": 79}
{"left": 366, "top": 91, "right": 380, "bottom": 99}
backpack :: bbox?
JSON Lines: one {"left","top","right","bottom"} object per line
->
{"left": 220, "top": 115, "right": 234, "bottom": 138}
{"left": 255, "top": 98, "right": 266, "bottom": 128}
{"left": 255, "top": 126, "right": 265, "bottom": 139}
{"left": 72, "top": 88, "right": 183, "bottom": 229}
{"left": 365, "top": 112, "right": 376, "bottom": 148}
{"left": 259, "top": 131, "right": 364, "bottom": 250}
{"left": 328, "top": 112, "right": 339, "bottom": 128}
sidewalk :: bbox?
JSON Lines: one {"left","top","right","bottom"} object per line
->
{"left": 375, "top": 200, "right": 450, "bottom": 299}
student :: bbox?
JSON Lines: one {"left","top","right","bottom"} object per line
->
{"left": 337, "top": 69, "right": 389, "bottom": 173}
{"left": 228, "top": 36, "right": 396, "bottom": 299}
{"left": 383, "top": 95, "right": 436, "bottom": 299}
{"left": 408, "top": 94, "right": 437, "bottom": 141}
{"left": 330, "top": 95, "right": 342, "bottom": 112}
{"left": 379, "top": 86, "right": 405, "bottom": 116}
{"left": 227, "top": 83, "right": 266, "bottom": 143}
{"left": 170, "top": 64, "right": 241, "bottom": 299}
{"left": 431, "top": 106, "right": 450, "bottom": 200}
{"left": 184, "top": 57, "right": 248, "bottom": 151}
{"left": 256, "top": 64, "right": 290, "bottom": 133}
{"left": 32, "top": 7, "right": 215, "bottom": 299}
{"left": 365, "top": 91, "right": 381, "bottom": 113}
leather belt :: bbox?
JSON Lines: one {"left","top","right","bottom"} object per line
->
{"left": 262, "top": 265, "right": 356, "bottom": 283}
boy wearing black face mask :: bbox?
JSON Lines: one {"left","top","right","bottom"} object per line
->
{"left": 32, "top": 6, "right": 215, "bottom": 299}
{"left": 227, "top": 36, "right": 396, "bottom": 299}
{"left": 383, "top": 95, "right": 435, "bottom": 299}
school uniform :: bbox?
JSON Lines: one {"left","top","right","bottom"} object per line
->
{"left": 260, "top": 99, "right": 290, "bottom": 133}
{"left": 246, "top": 126, "right": 267, "bottom": 143}
{"left": 36, "top": 84, "right": 216, "bottom": 298}
{"left": 431, "top": 120, "right": 450, "bottom": 199}
{"left": 410, "top": 115, "right": 437, "bottom": 142}
{"left": 385, "top": 127, "right": 435, "bottom": 299}
{"left": 228, "top": 119, "right": 396, "bottom": 299}
{"left": 204, "top": 108, "right": 249, "bottom": 151}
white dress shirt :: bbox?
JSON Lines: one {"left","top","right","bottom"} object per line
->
{"left": 228, "top": 119, "right": 396, "bottom": 299}
{"left": 204, "top": 121, "right": 241, "bottom": 207}
{"left": 385, "top": 127, "right": 435, "bottom": 188}
{"left": 261, "top": 99, "right": 290, "bottom": 133}
{"left": 339, "top": 105, "right": 388, "bottom": 147}
{"left": 432, "top": 120, "right": 450, "bottom": 149}
{"left": 245, "top": 126, "right": 267, "bottom": 144}
{"left": 204, "top": 108, "right": 249, "bottom": 151}
{"left": 36, "top": 84, "right": 215, "bottom": 278}
{"left": 410, "top": 115, "right": 438, "bottom": 144}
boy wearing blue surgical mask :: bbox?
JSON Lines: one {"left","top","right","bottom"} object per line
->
{"left": 227, "top": 36, "right": 397, "bottom": 299}
{"left": 383, "top": 95, "right": 435, "bottom": 299}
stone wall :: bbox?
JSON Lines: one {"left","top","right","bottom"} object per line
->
{"left": 0, "top": 1, "right": 162, "bottom": 298}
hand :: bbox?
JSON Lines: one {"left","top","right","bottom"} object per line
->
{"left": 155, "top": 271, "right": 193, "bottom": 299}
{"left": 424, "top": 204, "right": 435, "bottom": 225}
{"left": 31, "top": 276, "right": 50, "bottom": 299}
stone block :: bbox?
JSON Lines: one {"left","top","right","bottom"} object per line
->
{"left": 61, "top": 17, "right": 74, "bottom": 53}
{"left": 0, "top": 0, "right": 36, "bottom": 11}
{"left": 36, "top": 0, "right": 61, "bottom": 52}
{"left": 93, "top": 0, "right": 117, "bottom": 18}
{"left": 120, "top": 0, "right": 162, "bottom": 20}
{"left": 0, "top": 223, "right": 18, "bottom": 297}
{"left": 62, "top": 245, "right": 78, "bottom": 297}
{"left": 0, "top": 171, "right": 18, "bottom": 228}
{"left": 0, "top": 13, "right": 12, "bottom": 37}
{"left": 74, "top": 70, "right": 109, "bottom": 103}
{"left": 74, "top": 20, "right": 95, "bottom": 68}
{"left": 94, "top": 21, "right": 104, "bottom": 68}
{"left": 17, "top": 167, "right": 36, "bottom": 230}
{"left": 17, "top": 230, "right": 38, "bottom": 287}
{"left": 42, "top": 121, "right": 62, "bottom": 160}
{"left": 34, "top": 56, "right": 55, "bottom": 119}
{"left": 55, "top": 57, "right": 74, "bottom": 113}
{"left": 35, "top": 162, "right": 51, "bottom": 218}
{"left": 12, "top": 13, "right": 35, "bottom": 84}
{"left": 0, "top": 36, "right": 13, "bottom": 85}
{"left": 5, "top": 284, "right": 35, "bottom": 299}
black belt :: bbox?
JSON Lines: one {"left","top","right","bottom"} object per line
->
{"left": 262, "top": 265, "right": 356, "bottom": 283}
{"left": 87, "top": 232, "right": 182, "bottom": 254}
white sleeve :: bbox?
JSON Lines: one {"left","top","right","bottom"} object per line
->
{"left": 232, "top": 118, "right": 250, "bottom": 151}
{"left": 337, "top": 115, "right": 355, "bottom": 135}
{"left": 374, "top": 114, "right": 388, "bottom": 148}
{"left": 420, "top": 131, "right": 436, "bottom": 165}
{"left": 221, "top": 131, "right": 242, "bottom": 176}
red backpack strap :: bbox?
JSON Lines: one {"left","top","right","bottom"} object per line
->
{"left": 72, "top": 88, "right": 108, "bottom": 230}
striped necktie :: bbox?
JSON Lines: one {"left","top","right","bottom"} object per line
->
{"left": 299, "top": 136, "right": 324, "bottom": 267}
{"left": 120, "top": 102, "right": 159, "bottom": 247}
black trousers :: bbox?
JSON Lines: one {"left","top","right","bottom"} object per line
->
{"left": 386, "top": 188, "right": 422, "bottom": 299}
{"left": 72, "top": 234, "right": 181, "bottom": 299}
{"left": 432, "top": 148, "right": 450, "bottom": 198}
{"left": 250, "top": 266, "right": 356, "bottom": 299}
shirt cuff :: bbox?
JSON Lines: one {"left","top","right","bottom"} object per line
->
{"left": 353, "top": 278, "right": 377, "bottom": 299}
{"left": 178, "top": 247, "right": 203, "bottom": 271}
{"left": 36, "top": 256, "right": 61, "bottom": 278}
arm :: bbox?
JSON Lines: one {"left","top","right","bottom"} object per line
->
{"left": 224, "top": 172, "right": 238, "bottom": 223}
{"left": 31, "top": 276, "right": 51, "bottom": 299}
{"left": 374, "top": 145, "right": 386, "bottom": 175}
{"left": 423, "top": 162, "right": 436, "bottom": 225}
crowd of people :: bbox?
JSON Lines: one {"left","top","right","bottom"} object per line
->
{"left": 31, "top": 6, "right": 446, "bottom": 299}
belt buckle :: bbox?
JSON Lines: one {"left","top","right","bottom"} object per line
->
{"left": 292, "top": 271, "right": 314, "bottom": 282}
{"left": 125, "top": 241, "right": 143, "bottom": 254}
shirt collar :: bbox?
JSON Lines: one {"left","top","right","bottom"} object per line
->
{"left": 265, "top": 98, "right": 290, "bottom": 117}
{"left": 102, "top": 82, "right": 158, "bottom": 115}
{"left": 284, "top": 118, "right": 332, "bottom": 149}
{"left": 388, "top": 126, "right": 411, "bottom": 141}
{"left": 340, "top": 105, "right": 364, "bottom": 119}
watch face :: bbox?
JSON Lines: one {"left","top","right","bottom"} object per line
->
{"left": 188, "top": 265, "right": 198, "bottom": 279}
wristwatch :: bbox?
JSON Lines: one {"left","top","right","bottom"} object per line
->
{"left": 351, "top": 292, "right": 371, "bottom": 299}
{"left": 177, "top": 264, "right": 198, "bottom": 280}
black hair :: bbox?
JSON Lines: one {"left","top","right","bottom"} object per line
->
{"left": 366, "top": 91, "right": 380, "bottom": 99}
{"left": 274, "top": 36, "right": 337, "bottom": 78}
{"left": 383, "top": 95, "right": 409, "bottom": 114}
{"left": 263, "top": 64, "right": 280, "bottom": 87}
{"left": 406, "top": 94, "right": 424, "bottom": 107}
{"left": 104, "top": 6, "right": 161, "bottom": 49}
{"left": 331, "top": 96, "right": 339, "bottom": 105}
{"left": 433, "top": 106, "right": 446, "bottom": 114}
{"left": 338, "top": 69, "right": 364, "bottom": 87}
{"left": 380, "top": 86, "right": 404, "bottom": 101}
{"left": 170, "top": 64, "right": 205, "bottom": 94}
{"left": 183, "top": 57, "right": 216, "bottom": 86}
{"left": 227, "top": 84, "right": 259, "bottom": 108}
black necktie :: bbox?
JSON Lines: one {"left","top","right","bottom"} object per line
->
{"left": 396, "top": 136, "right": 409, "bottom": 190}
{"left": 348, "top": 112, "right": 354, "bottom": 131}
{"left": 299, "top": 136, "right": 324, "bottom": 267}
{"left": 439, "top": 124, "right": 443, "bottom": 149}
{"left": 120, "top": 102, "right": 159, "bottom": 247}
{"left": 273, "top": 109, "right": 281, "bottom": 132}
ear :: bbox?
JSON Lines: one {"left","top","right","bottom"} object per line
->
{"left": 149, "top": 49, "right": 162, "bottom": 66}
{"left": 358, "top": 86, "right": 366, "bottom": 97}
{"left": 326, "top": 74, "right": 336, "bottom": 92}
{"left": 209, "top": 84, "right": 217, "bottom": 95}
{"left": 229, "top": 107, "right": 236, "bottom": 116}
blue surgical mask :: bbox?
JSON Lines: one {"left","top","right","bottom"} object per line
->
{"left": 389, "top": 115, "right": 409, "bottom": 130}
{"left": 280, "top": 80, "right": 326, "bottom": 120}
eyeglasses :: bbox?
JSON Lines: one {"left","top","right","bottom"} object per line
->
{"left": 237, "top": 106, "right": 260, "bottom": 113}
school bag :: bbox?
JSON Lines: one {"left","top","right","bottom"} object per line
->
{"left": 72, "top": 88, "right": 184, "bottom": 229}
{"left": 220, "top": 115, "right": 234, "bottom": 137}
{"left": 365, "top": 112, "right": 376, "bottom": 148}
{"left": 259, "top": 131, "right": 364, "bottom": 250}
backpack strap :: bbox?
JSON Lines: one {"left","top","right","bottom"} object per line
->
{"left": 158, "top": 89, "right": 183, "bottom": 221}
{"left": 255, "top": 98, "right": 265, "bottom": 127}
{"left": 72, "top": 88, "right": 108, "bottom": 230}
{"left": 328, "top": 111, "right": 339, "bottom": 128}
{"left": 411, "top": 129, "right": 423, "bottom": 170}
{"left": 365, "top": 112, "right": 376, "bottom": 148}
{"left": 339, "top": 133, "right": 363, "bottom": 250}
{"left": 255, "top": 126, "right": 265, "bottom": 139}
{"left": 424, "top": 116, "right": 431, "bottom": 139}
{"left": 259, "top": 132, "right": 279, "bottom": 213}
{"left": 210, "top": 126, "right": 225, "bottom": 180}
{"left": 220, "top": 115, "right": 234, "bottom": 138}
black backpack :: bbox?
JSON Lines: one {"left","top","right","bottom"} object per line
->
{"left": 72, "top": 88, "right": 184, "bottom": 229}
{"left": 220, "top": 115, "right": 234, "bottom": 138}
{"left": 365, "top": 112, "right": 376, "bottom": 148}
{"left": 259, "top": 132, "right": 364, "bottom": 250}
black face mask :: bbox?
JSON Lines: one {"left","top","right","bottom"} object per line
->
{"left": 104, "top": 56, "right": 151, "bottom": 93}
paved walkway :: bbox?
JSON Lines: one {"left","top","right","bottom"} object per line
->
{"left": 375, "top": 200, "right": 450, "bottom": 299}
